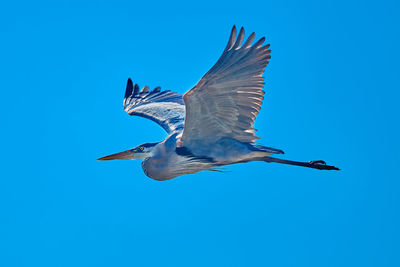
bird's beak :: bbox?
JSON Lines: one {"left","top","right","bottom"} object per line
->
{"left": 97, "top": 149, "right": 135, "bottom": 161}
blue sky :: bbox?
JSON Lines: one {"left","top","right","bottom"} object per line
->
{"left": 1, "top": 0, "right": 399, "bottom": 266}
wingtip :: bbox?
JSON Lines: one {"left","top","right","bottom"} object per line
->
{"left": 127, "top": 78, "right": 133, "bottom": 88}
{"left": 152, "top": 86, "right": 161, "bottom": 93}
{"left": 256, "top": 37, "right": 266, "bottom": 48}
{"left": 125, "top": 78, "right": 134, "bottom": 98}
{"left": 224, "top": 25, "right": 237, "bottom": 52}
{"left": 231, "top": 25, "right": 237, "bottom": 36}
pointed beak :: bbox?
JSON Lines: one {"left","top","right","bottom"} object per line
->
{"left": 97, "top": 149, "right": 135, "bottom": 161}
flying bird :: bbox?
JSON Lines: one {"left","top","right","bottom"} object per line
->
{"left": 98, "top": 26, "right": 339, "bottom": 180}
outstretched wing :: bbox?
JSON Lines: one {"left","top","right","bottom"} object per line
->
{"left": 123, "top": 78, "right": 185, "bottom": 133}
{"left": 180, "top": 26, "right": 271, "bottom": 149}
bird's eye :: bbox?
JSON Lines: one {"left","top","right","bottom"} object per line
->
{"left": 139, "top": 147, "right": 144, "bottom": 151}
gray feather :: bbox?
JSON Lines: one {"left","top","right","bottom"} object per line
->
{"left": 123, "top": 79, "right": 185, "bottom": 133}
{"left": 181, "top": 26, "right": 271, "bottom": 153}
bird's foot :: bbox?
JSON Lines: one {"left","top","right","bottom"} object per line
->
{"left": 308, "top": 160, "right": 340, "bottom": 170}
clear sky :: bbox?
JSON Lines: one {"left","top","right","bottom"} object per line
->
{"left": 1, "top": 0, "right": 399, "bottom": 266}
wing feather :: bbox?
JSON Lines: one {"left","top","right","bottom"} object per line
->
{"left": 123, "top": 78, "right": 185, "bottom": 133}
{"left": 180, "top": 26, "right": 271, "bottom": 150}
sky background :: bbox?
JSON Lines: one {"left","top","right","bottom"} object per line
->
{"left": 1, "top": 0, "right": 399, "bottom": 266}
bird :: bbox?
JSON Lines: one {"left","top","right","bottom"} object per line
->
{"left": 97, "top": 26, "right": 339, "bottom": 180}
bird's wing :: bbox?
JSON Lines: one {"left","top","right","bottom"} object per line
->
{"left": 180, "top": 26, "right": 271, "bottom": 149}
{"left": 123, "top": 78, "right": 185, "bottom": 133}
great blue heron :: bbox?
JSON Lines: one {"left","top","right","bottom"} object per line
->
{"left": 98, "top": 26, "right": 339, "bottom": 180}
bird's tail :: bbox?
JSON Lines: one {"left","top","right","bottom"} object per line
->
{"left": 262, "top": 156, "right": 340, "bottom": 170}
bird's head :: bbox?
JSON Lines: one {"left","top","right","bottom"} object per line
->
{"left": 97, "top": 142, "right": 158, "bottom": 161}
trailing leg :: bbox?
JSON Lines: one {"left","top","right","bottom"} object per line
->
{"left": 263, "top": 156, "right": 340, "bottom": 170}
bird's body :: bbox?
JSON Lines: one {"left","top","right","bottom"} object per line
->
{"left": 98, "top": 26, "right": 339, "bottom": 180}
{"left": 141, "top": 133, "right": 280, "bottom": 180}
